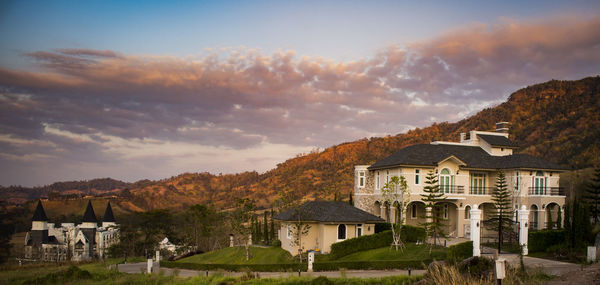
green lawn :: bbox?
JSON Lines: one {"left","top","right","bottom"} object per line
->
{"left": 334, "top": 243, "right": 445, "bottom": 261}
{"left": 176, "top": 246, "right": 295, "bottom": 264}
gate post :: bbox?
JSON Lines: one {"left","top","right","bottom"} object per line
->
{"left": 470, "top": 204, "right": 482, "bottom": 257}
{"left": 518, "top": 205, "right": 530, "bottom": 255}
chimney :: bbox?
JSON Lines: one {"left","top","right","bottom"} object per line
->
{"left": 460, "top": 132, "right": 466, "bottom": 142}
{"left": 495, "top": 122, "right": 509, "bottom": 133}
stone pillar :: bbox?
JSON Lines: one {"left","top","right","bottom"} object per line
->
{"left": 390, "top": 206, "right": 397, "bottom": 224}
{"left": 248, "top": 234, "right": 252, "bottom": 246}
{"left": 155, "top": 250, "right": 160, "bottom": 262}
{"left": 470, "top": 204, "right": 482, "bottom": 257}
{"left": 229, "top": 234, "right": 234, "bottom": 247}
{"left": 538, "top": 209, "right": 545, "bottom": 230}
{"left": 518, "top": 206, "right": 530, "bottom": 255}
{"left": 457, "top": 208, "right": 465, "bottom": 237}
{"left": 381, "top": 205, "right": 387, "bottom": 221}
{"left": 147, "top": 258, "right": 152, "bottom": 273}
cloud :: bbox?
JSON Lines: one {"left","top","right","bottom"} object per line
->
{"left": 1, "top": 15, "right": 599, "bottom": 186}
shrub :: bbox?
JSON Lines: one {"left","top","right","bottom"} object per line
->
{"left": 528, "top": 229, "right": 566, "bottom": 253}
{"left": 313, "top": 259, "right": 430, "bottom": 271}
{"left": 329, "top": 230, "right": 393, "bottom": 259}
{"left": 401, "top": 225, "right": 426, "bottom": 242}
{"left": 161, "top": 261, "right": 306, "bottom": 272}
{"left": 272, "top": 239, "right": 282, "bottom": 247}
{"left": 446, "top": 241, "right": 473, "bottom": 264}
{"left": 457, "top": 256, "right": 494, "bottom": 277}
{"left": 375, "top": 223, "right": 391, "bottom": 233}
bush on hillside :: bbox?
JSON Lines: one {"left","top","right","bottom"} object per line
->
{"left": 446, "top": 241, "right": 473, "bottom": 264}
{"left": 528, "top": 230, "right": 566, "bottom": 253}
{"left": 313, "top": 259, "right": 431, "bottom": 271}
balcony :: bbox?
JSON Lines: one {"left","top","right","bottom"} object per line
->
{"left": 528, "top": 187, "right": 565, "bottom": 196}
{"left": 469, "top": 187, "right": 495, "bottom": 195}
{"left": 439, "top": 185, "right": 464, "bottom": 194}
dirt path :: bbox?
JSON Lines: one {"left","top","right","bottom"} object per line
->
{"left": 543, "top": 262, "right": 600, "bottom": 285}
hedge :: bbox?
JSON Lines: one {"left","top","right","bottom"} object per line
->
{"left": 329, "top": 230, "right": 393, "bottom": 259}
{"left": 160, "top": 261, "right": 307, "bottom": 272}
{"left": 161, "top": 260, "right": 431, "bottom": 272}
{"left": 329, "top": 225, "right": 427, "bottom": 260}
{"left": 446, "top": 241, "right": 473, "bottom": 263}
{"left": 528, "top": 229, "right": 566, "bottom": 253}
{"left": 313, "top": 259, "right": 431, "bottom": 271}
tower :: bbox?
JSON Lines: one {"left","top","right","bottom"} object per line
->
{"left": 102, "top": 202, "right": 116, "bottom": 228}
{"left": 80, "top": 201, "right": 98, "bottom": 257}
{"left": 30, "top": 200, "right": 49, "bottom": 244}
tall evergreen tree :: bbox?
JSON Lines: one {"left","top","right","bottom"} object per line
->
{"left": 270, "top": 209, "right": 276, "bottom": 241}
{"left": 263, "top": 211, "right": 269, "bottom": 244}
{"left": 485, "top": 171, "right": 513, "bottom": 253}
{"left": 557, "top": 207, "right": 562, "bottom": 228}
{"left": 420, "top": 170, "right": 446, "bottom": 247}
{"left": 584, "top": 166, "right": 600, "bottom": 224}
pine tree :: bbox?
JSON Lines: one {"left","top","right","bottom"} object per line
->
{"left": 263, "top": 211, "right": 269, "bottom": 244}
{"left": 557, "top": 207, "right": 562, "bottom": 228}
{"left": 584, "top": 166, "right": 600, "bottom": 225}
{"left": 420, "top": 170, "right": 446, "bottom": 247}
{"left": 270, "top": 209, "right": 276, "bottom": 241}
{"left": 485, "top": 171, "right": 513, "bottom": 253}
{"left": 546, "top": 208, "right": 552, "bottom": 230}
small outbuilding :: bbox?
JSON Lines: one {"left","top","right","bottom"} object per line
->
{"left": 273, "top": 201, "right": 385, "bottom": 255}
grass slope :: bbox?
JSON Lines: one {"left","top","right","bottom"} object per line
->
{"left": 335, "top": 244, "right": 446, "bottom": 261}
{"left": 177, "top": 246, "right": 295, "bottom": 264}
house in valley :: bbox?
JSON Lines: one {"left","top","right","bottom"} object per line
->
{"left": 353, "top": 122, "right": 567, "bottom": 238}
{"left": 24, "top": 200, "right": 119, "bottom": 261}
{"left": 274, "top": 201, "right": 384, "bottom": 255}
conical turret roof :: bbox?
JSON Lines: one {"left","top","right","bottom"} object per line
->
{"left": 32, "top": 200, "right": 48, "bottom": 221}
{"left": 82, "top": 200, "right": 98, "bottom": 223}
{"left": 103, "top": 202, "right": 115, "bottom": 223}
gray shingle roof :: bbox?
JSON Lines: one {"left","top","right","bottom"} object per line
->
{"left": 368, "top": 144, "right": 567, "bottom": 171}
{"left": 102, "top": 202, "right": 115, "bottom": 223}
{"left": 477, "top": 134, "right": 518, "bottom": 148}
{"left": 273, "top": 201, "right": 385, "bottom": 223}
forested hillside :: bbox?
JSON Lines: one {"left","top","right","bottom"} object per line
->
{"left": 3, "top": 76, "right": 600, "bottom": 212}
{"left": 127, "top": 76, "right": 600, "bottom": 210}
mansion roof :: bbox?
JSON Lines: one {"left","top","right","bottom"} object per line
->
{"left": 477, "top": 134, "right": 519, "bottom": 148}
{"left": 368, "top": 144, "right": 566, "bottom": 171}
{"left": 274, "top": 201, "right": 385, "bottom": 223}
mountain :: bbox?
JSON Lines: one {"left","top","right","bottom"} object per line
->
{"left": 4, "top": 76, "right": 600, "bottom": 213}
{"left": 126, "top": 76, "right": 600, "bottom": 210}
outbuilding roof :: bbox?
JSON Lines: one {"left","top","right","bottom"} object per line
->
{"left": 477, "top": 134, "right": 519, "bottom": 148}
{"left": 274, "top": 201, "right": 385, "bottom": 223}
{"left": 368, "top": 144, "right": 566, "bottom": 171}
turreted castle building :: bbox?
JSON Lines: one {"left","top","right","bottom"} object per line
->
{"left": 24, "top": 200, "right": 119, "bottom": 261}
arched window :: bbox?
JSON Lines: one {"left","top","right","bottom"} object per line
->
{"left": 465, "top": 205, "right": 471, "bottom": 219}
{"left": 440, "top": 168, "right": 454, "bottom": 193}
{"left": 337, "top": 224, "right": 346, "bottom": 240}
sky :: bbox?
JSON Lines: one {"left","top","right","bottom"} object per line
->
{"left": 1, "top": 1, "right": 600, "bottom": 186}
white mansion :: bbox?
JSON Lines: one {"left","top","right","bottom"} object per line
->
{"left": 353, "top": 122, "right": 566, "bottom": 238}
{"left": 24, "top": 200, "right": 119, "bottom": 261}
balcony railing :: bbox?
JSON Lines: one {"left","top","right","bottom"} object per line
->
{"left": 528, "top": 187, "right": 565, "bottom": 196}
{"left": 469, "top": 187, "right": 495, "bottom": 195}
{"left": 439, "top": 185, "right": 464, "bottom": 194}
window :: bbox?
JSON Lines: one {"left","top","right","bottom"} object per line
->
{"left": 415, "top": 169, "right": 420, "bottom": 185}
{"left": 471, "top": 173, "right": 486, "bottom": 194}
{"left": 386, "top": 170, "right": 389, "bottom": 183}
{"left": 443, "top": 204, "right": 449, "bottom": 219}
{"left": 465, "top": 206, "right": 471, "bottom": 219}
{"left": 358, "top": 171, "right": 365, "bottom": 188}
{"left": 337, "top": 224, "right": 346, "bottom": 240}
{"left": 287, "top": 224, "right": 292, "bottom": 239}
{"left": 440, "top": 168, "right": 454, "bottom": 193}
{"left": 516, "top": 171, "right": 519, "bottom": 191}
{"left": 533, "top": 171, "right": 546, "bottom": 195}
{"left": 411, "top": 204, "right": 417, "bottom": 219}
{"left": 377, "top": 171, "right": 380, "bottom": 190}
{"left": 356, "top": 224, "right": 363, "bottom": 237}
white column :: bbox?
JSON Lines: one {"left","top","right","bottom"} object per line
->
{"left": 155, "top": 250, "right": 160, "bottom": 262}
{"left": 390, "top": 206, "right": 397, "bottom": 223}
{"left": 230, "top": 234, "right": 234, "bottom": 247}
{"left": 470, "top": 204, "right": 482, "bottom": 257}
{"left": 147, "top": 258, "right": 152, "bottom": 273}
{"left": 308, "top": 251, "right": 314, "bottom": 272}
{"left": 518, "top": 206, "right": 530, "bottom": 255}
